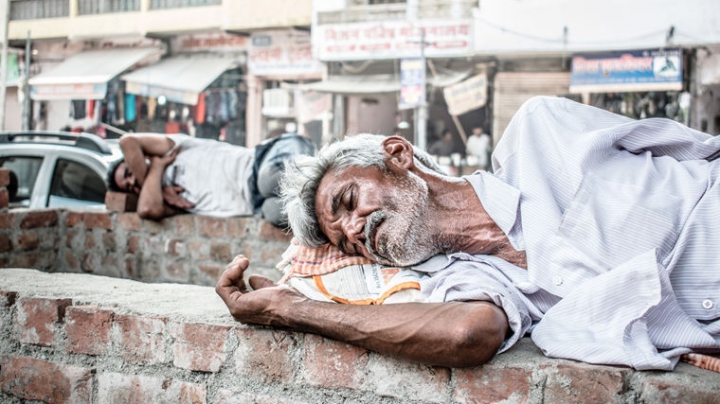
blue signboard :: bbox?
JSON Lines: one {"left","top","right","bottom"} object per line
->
{"left": 570, "top": 48, "right": 682, "bottom": 93}
{"left": 399, "top": 58, "right": 426, "bottom": 109}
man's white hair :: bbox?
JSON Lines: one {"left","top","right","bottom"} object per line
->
{"left": 280, "top": 133, "right": 443, "bottom": 247}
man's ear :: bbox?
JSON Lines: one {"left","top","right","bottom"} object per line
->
{"left": 382, "top": 136, "right": 415, "bottom": 170}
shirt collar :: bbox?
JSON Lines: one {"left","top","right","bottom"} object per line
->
{"left": 464, "top": 171, "right": 521, "bottom": 238}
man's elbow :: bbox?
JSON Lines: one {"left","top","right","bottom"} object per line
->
{"left": 443, "top": 306, "right": 508, "bottom": 368}
{"left": 137, "top": 204, "right": 166, "bottom": 221}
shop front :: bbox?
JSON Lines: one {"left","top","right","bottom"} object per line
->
{"left": 247, "top": 29, "right": 325, "bottom": 147}
{"left": 27, "top": 45, "right": 162, "bottom": 136}
{"left": 570, "top": 48, "right": 689, "bottom": 124}
{"left": 118, "top": 33, "right": 248, "bottom": 145}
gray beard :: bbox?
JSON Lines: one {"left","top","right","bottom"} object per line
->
{"left": 363, "top": 186, "right": 440, "bottom": 267}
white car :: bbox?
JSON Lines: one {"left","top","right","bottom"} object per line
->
{"left": 0, "top": 132, "right": 123, "bottom": 210}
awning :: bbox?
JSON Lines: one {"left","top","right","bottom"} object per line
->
{"left": 29, "top": 48, "right": 160, "bottom": 100}
{"left": 300, "top": 70, "right": 471, "bottom": 95}
{"left": 121, "top": 55, "right": 240, "bottom": 105}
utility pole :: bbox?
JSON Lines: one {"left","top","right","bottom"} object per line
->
{"left": 21, "top": 30, "right": 30, "bottom": 131}
{"left": 0, "top": 0, "right": 10, "bottom": 131}
{"left": 416, "top": 28, "right": 428, "bottom": 152}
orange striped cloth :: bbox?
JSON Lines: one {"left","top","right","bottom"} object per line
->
{"left": 277, "top": 238, "right": 373, "bottom": 283}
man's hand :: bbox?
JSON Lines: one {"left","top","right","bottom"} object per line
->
{"left": 150, "top": 147, "right": 180, "bottom": 169}
{"left": 215, "top": 255, "right": 308, "bottom": 327}
{"left": 162, "top": 185, "right": 195, "bottom": 210}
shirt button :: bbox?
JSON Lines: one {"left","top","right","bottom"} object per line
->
{"left": 553, "top": 276, "right": 563, "bottom": 286}
{"left": 702, "top": 299, "right": 714, "bottom": 310}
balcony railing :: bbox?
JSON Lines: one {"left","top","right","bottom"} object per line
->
{"left": 10, "top": 0, "right": 69, "bottom": 20}
{"left": 78, "top": 0, "right": 140, "bottom": 15}
{"left": 317, "top": 0, "right": 476, "bottom": 25}
{"left": 149, "top": 0, "right": 221, "bottom": 10}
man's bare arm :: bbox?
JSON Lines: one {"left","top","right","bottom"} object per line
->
{"left": 137, "top": 153, "right": 180, "bottom": 220}
{"left": 118, "top": 133, "right": 175, "bottom": 187}
{"left": 216, "top": 256, "right": 508, "bottom": 368}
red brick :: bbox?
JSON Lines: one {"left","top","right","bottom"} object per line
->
{"left": 0, "top": 189, "right": 8, "bottom": 209}
{"left": 81, "top": 253, "right": 100, "bottom": 273}
{"left": 14, "top": 231, "right": 39, "bottom": 250}
{"left": 302, "top": 334, "right": 369, "bottom": 389}
{"left": 368, "top": 358, "right": 451, "bottom": 401}
{"left": 97, "top": 372, "right": 205, "bottom": 404}
{"left": 65, "top": 251, "right": 80, "bottom": 270}
{"left": 172, "top": 322, "right": 231, "bottom": 372}
{"left": 113, "top": 314, "right": 167, "bottom": 365}
{"left": 197, "top": 216, "right": 226, "bottom": 237}
{"left": 65, "top": 211, "right": 83, "bottom": 227}
{"left": 542, "top": 363, "right": 628, "bottom": 404}
{"left": 227, "top": 218, "right": 249, "bottom": 237}
{"left": 104, "top": 191, "right": 137, "bottom": 213}
{"left": 215, "top": 390, "right": 308, "bottom": 404}
{"left": 124, "top": 259, "right": 136, "bottom": 277}
{"left": 103, "top": 232, "right": 117, "bottom": 251}
{"left": 260, "top": 244, "right": 290, "bottom": 266}
{"left": 0, "top": 355, "right": 92, "bottom": 404}
{"left": 454, "top": 365, "right": 532, "bottom": 404}
{"left": 640, "top": 376, "right": 720, "bottom": 404}
{"left": 172, "top": 214, "right": 196, "bottom": 236}
{"left": 188, "top": 240, "right": 210, "bottom": 261}
{"left": 210, "top": 242, "right": 232, "bottom": 262}
{"left": 9, "top": 253, "right": 41, "bottom": 268}
{"left": 66, "top": 306, "right": 114, "bottom": 356}
{"left": 84, "top": 233, "right": 95, "bottom": 249}
{"left": 15, "top": 297, "right": 72, "bottom": 346}
{"left": 163, "top": 262, "right": 189, "bottom": 282}
{"left": 102, "top": 255, "right": 119, "bottom": 272}
{"left": 20, "top": 210, "right": 58, "bottom": 229}
{"left": 199, "top": 264, "right": 223, "bottom": 282}
{"left": 143, "top": 219, "right": 163, "bottom": 234}
{"left": 0, "top": 169, "right": 8, "bottom": 187}
{"left": 83, "top": 212, "right": 112, "bottom": 230}
{"left": 236, "top": 329, "right": 295, "bottom": 383}
{"left": 0, "top": 212, "right": 17, "bottom": 228}
{"left": 126, "top": 234, "right": 140, "bottom": 254}
{"left": 259, "top": 221, "right": 292, "bottom": 242}
{"left": 117, "top": 212, "right": 141, "bottom": 231}
{"left": 165, "top": 239, "right": 186, "bottom": 257}
{"left": 0, "top": 234, "right": 10, "bottom": 252}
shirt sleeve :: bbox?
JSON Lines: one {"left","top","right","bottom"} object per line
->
{"left": 417, "top": 257, "right": 534, "bottom": 353}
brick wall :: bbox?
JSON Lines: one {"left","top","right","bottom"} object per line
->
{"left": 0, "top": 204, "right": 292, "bottom": 285}
{"left": 2, "top": 268, "right": 719, "bottom": 404}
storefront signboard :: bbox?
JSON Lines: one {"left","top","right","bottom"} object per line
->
{"left": 315, "top": 19, "right": 473, "bottom": 61}
{"left": 249, "top": 30, "right": 325, "bottom": 77}
{"left": 570, "top": 49, "right": 683, "bottom": 93}
{"left": 443, "top": 73, "right": 487, "bottom": 116}
{"left": 172, "top": 33, "right": 247, "bottom": 53}
{"left": 399, "top": 58, "right": 426, "bottom": 110}
{"left": 30, "top": 83, "right": 107, "bottom": 101}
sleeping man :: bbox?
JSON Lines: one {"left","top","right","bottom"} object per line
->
{"left": 216, "top": 96, "right": 720, "bottom": 370}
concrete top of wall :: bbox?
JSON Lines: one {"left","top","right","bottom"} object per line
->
{"left": 2, "top": 267, "right": 720, "bottom": 403}
{"left": 0, "top": 268, "right": 234, "bottom": 325}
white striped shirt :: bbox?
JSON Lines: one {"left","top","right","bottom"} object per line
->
{"left": 415, "top": 96, "right": 720, "bottom": 370}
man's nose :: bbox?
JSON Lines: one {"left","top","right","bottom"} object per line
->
{"left": 343, "top": 215, "right": 366, "bottom": 244}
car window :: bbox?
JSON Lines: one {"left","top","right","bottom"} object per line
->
{"left": 48, "top": 159, "right": 107, "bottom": 207}
{"left": 0, "top": 156, "right": 43, "bottom": 207}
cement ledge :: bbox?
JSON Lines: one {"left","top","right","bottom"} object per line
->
{"left": 1, "top": 268, "right": 719, "bottom": 404}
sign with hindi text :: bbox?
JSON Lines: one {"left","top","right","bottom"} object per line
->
{"left": 443, "top": 73, "right": 487, "bottom": 116}
{"left": 570, "top": 49, "right": 683, "bottom": 93}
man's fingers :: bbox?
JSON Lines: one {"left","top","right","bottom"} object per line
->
{"left": 215, "top": 255, "right": 250, "bottom": 303}
{"left": 248, "top": 275, "right": 276, "bottom": 291}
